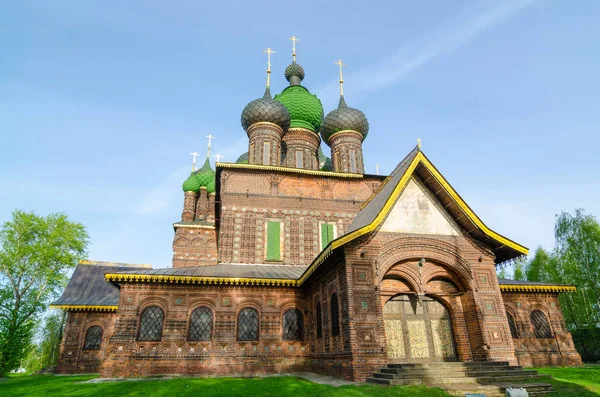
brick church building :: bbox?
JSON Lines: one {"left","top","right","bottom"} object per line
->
{"left": 52, "top": 41, "right": 582, "bottom": 381}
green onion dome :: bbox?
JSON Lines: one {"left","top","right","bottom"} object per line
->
{"left": 182, "top": 158, "right": 216, "bottom": 193}
{"left": 320, "top": 96, "right": 369, "bottom": 146}
{"left": 194, "top": 157, "right": 216, "bottom": 193}
{"left": 241, "top": 87, "right": 290, "bottom": 132}
{"left": 236, "top": 152, "right": 249, "bottom": 164}
{"left": 182, "top": 172, "right": 201, "bottom": 192}
{"left": 318, "top": 147, "right": 333, "bottom": 171}
{"left": 274, "top": 66, "right": 324, "bottom": 132}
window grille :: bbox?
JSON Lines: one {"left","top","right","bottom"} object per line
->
{"left": 331, "top": 293, "right": 340, "bottom": 336}
{"left": 507, "top": 312, "right": 519, "bottom": 339}
{"left": 266, "top": 221, "right": 281, "bottom": 261}
{"left": 316, "top": 302, "right": 323, "bottom": 338}
{"left": 138, "top": 306, "right": 164, "bottom": 341}
{"left": 83, "top": 325, "right": 103, "bottom": 350}
{"left": 531, "top": 310, "right": 552, "bottom": 338}
{"left": 349, "top": 150, "right": 357, "bottom": 173}
{"left": 188, "top": 307, "right": 213, "bottom": 341}
{"left": 283, "top": 309, "right": 303, "bottom": 340}
{"left": 237, "top": 307, "right": 259, "bottom": 341}
{"left": 263, "top": 142, "right": 271, "bottom": 165}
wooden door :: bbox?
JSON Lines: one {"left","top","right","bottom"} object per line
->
{"left": 384, "top": 295, "right": 456, "bottom": 362}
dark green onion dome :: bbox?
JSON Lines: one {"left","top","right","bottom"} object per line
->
{"left": 182, "top": 172, "right": 201, "bottom": 192}
{"left": 318, "top": 147, "right": 333, "bottom": 171}
{"left": 194, "top": 157, "right": 216, "bottom": 193}
{"left": 236, "top": 152, "right": 249, "bottom": 164}
{"left": 285, "top": 63, "right": 305, "bottom": 83}
{"left": 241, "top": 87, "right": 291, "bottom": 132}
{"left": 182, "top": 157, "right": 216, "bottom": 193}
{"left": 320, "top": 96, "right": 369, "bottom": 146}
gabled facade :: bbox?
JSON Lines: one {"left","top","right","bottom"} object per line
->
{"left": 52, "top": 45, "right": 582, "bottom": 380}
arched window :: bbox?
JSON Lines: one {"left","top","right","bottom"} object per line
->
{"left": 188, "top": 307, "right": 213, "bottom": 341}
{"left": 331, "top": 293, "right": 340, "bottom": 336}
{"left": 138, "top": 306, "right": 164, "bottom": 341}
{"left": 237, "top": 307, "right": 259, "bottom": 341}
{"left": 530, "top": 310, "right": 552, "bottom": 338}
{"left": 283, "top": 309, "right": 303, "bottom": 340}
{"left": 316, "top": 302, "right": 323, "bottom": 339}
{"left": 506, "top": 312, "right": 519, "bottom": 339}
{"left": 83, "top": 325, "right": 103, "bottom": 350}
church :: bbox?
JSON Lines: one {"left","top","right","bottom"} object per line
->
{"left": 51, "top": 38, "right": 582, "bottom": 382}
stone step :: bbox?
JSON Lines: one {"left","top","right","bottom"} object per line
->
{"left": 387, "top": 361, "right": 510, "bottom": 369}
{"left": 380, "top": 367, "right": 530, "bottom": 375}
{"left": 374, "top": 369, "right": 544, "bottom": 380}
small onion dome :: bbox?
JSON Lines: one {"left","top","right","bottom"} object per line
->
{"left": 182, "top": 172, "right": 201, "bottom": 192}
{"left": 320, "top": 96, "right": 369, "bottom": 146}
{"left": 285, "top": 62, "right": 305, "bottom": 84}
{"left": 241, "top": 87, "right": 291, "bottom": 132}
{"left": 193, "top": 157, "right": 216, "bottom": 194}
{"left": 318, "top": 147, "right": 332, "bottom": 171}
{"left": 274, "top": 85, "right": 324, "bottom": 132}
{"left": 236, "top": 152, "right": 249, "bottom": 164}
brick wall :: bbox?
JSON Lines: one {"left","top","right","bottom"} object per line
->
{"left": 502, "top": 291, "right": 582, "bottom": 367}
{"left": 57, "top": 311, "right": 115, "bottom": 374}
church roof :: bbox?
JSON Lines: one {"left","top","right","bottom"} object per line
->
{"left": 106, "top": 263, "right": 307, "bottom": 284}
{"left": 498, "top": 278, "right": 576, "bottom": 293}
{"left": 50, "top": 262, "right": 150, "bottom": 311}
{"left": 344, "top": 145, "right": 528, "bottom": 264}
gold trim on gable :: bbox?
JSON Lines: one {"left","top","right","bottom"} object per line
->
{"left": 105, "top": 273, "right": 298, "bottom": 287}
{"left": 500, "top": 284, "right": 576, "bottom": 293}
{"left": 49, "top": 305, "right": 118, "bottom": 312}
{"left": 216, "top": 162, "right": 363, "bottom": 178}
{"left": 297, "top": 151, "right": 528, "bottom": 286}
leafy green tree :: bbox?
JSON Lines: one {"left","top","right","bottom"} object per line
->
{"left": 39, "top": 310, "right": 66, "bottom": 369}
{"left": 0, "top": 210, "right": 88, "bottom": 376}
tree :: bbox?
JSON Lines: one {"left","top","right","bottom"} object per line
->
{"left": 0, "top": 210, "right": 88, "bottom": 376}
{"left": 38, "top": 310, "right": 66, "bottom": 369}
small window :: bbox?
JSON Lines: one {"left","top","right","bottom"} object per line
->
{"left": 531, "top": 310, "right": 552, "bottom": 338}
{"left": 316, "top": 302, "right": 323, "bottom": 339}
{"left": 331, "top": 293, "right": 340, "bottom": 336}
{"left": 283, "top": 309, "right": 304, "bottom": 340}
{"left": 349, "top": 150, "right": 357, "bottom": 173}
{"left": 263, "top": 142, "right": 271, "bottom": 165}
{"left": 237, "top": 307, "right": 259, "bottom": 341}
{"left": 320, "top": 223, "right": 335, "bottom": 250}
{"left": 83, "top": 325, "right": 103, "bottom": 350}
{"left": 188, "top": 307, "right": 213, "bottom": 341}
{"left": 507, "top": 312, "right": 519, "bottom": 339}
{"left": 138, "top": 306, "right": 164, "bottom": 341}
{"left": 295, "top": 151, "right": 303, "bottom": 168}
{"left": 266, "top": 221, "right": 281, "bottom": 261}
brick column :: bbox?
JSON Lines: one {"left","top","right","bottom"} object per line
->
{"left": 281, "top": 127, "right": 320, "bottom": 170}
{"left": 328, "top": 130, "right": 364, "bottom": 174}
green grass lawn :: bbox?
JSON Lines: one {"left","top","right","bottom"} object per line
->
{"left": 536, "top": 366, "right": 600, "bottom": 397}
{"left": 0, "top": 366, "right": 598, "bottom": 397}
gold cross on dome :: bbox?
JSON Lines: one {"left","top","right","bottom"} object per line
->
{"left": 205, "top": 134, "right": 215, "bottom": 158}
{"left": 190, "top": 151, "right": 201, "bottom": 171}
{"left": 334, "top": 59, "right": 346, "bottom": 96}
{"left": 263, "top": 47, "right": 276, "bottom": 86}
{"left": 288, "top": 35, "right": 299, "bottom": 61}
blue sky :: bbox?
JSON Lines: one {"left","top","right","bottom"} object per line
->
{"left": 1, "top": 0, "right": 599, "bottom": 268}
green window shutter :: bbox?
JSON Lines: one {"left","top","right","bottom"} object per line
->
{"left": 267, "top": 221, "right": 281, "bottom": 261}
{"left": 321, "top": 223, "right": 335, "bottom": 249}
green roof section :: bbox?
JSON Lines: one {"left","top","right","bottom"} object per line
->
{"left": 236, "top": 152, "right": 249, "bottom": 164}
{"left": 181, "top": 157, "right": 216, "bottom": 193}
{"left": 275, "top": 85, "right": 324, "bottom": 132}
{"left": 318, "top": 147, "right": 333, "bottom": 171}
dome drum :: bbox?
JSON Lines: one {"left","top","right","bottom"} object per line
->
{"left": 281, "top": 128, "right": 320, "bottom": 170}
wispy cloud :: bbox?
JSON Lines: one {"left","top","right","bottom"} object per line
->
{"left": 317, "top": 0, "right": 540, "bottom": 106}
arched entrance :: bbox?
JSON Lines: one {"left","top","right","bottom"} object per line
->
{"left": 383, "top": 294, "right": 457, "bottom": 362}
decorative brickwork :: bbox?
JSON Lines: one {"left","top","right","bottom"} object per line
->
{"left": 502, "top": 291, "right": 582, "bottom": 367}
{"left": 329, "top": 130, "right": 364, "bottom": 174}
{"left": 281, "top": 128, "right": 320, "bottom": 170}
{"left": 247, "top": 122, "right": 284, "bottom": 166}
